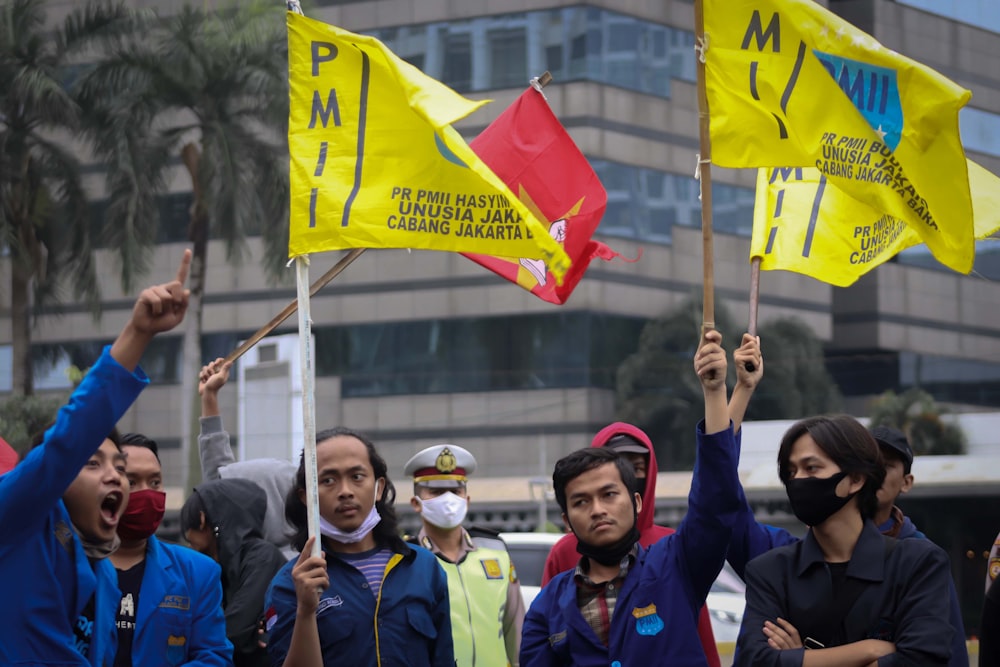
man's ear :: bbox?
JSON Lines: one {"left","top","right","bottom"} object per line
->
{"left": 561, "top": 513, "right": 572, "bottom": 534}
{"left": 901, "top": 473, "right": 915, "bottom": 495}
{"left": 634, "top": 492, "right": 643, "bottom": 515}
{"left": 848, "top": 473, "right": 866, "bottom": 495}
{"left": 198, "top": 511, "right": 208, "bottom": 531}
{"left": 410, "top": 496, "right": 422, "bottom": 513}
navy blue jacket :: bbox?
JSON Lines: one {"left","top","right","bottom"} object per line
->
{"left": 264, "top": 542, "right": 453, "bottom": 667}
{"left": 519, "top": 422, "right": 741, "bottom": 667}
{"left": 737, "top": 520, "right": 953, "bottom": 666}
{"left": 0, "top": 347, "right": 147, "bottom": 666}
{"left": 729, "top": 503, "right": 967, "bottom": 665}
{"left": 127, "top": 536, "right": 233, "bottom": 666}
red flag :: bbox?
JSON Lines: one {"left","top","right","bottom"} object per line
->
{"left": 466, "top": 87, "right": 623, "bottom": 305}
{"left": 0, "top": 436, "right": 17, "bottom": 474}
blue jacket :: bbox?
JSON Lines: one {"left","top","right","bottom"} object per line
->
{"left": 729, "top": 497, "right": 967, "bottom": 665}
{"left": 736, "top": 521, "right": 953, "bottom": 666}
{"left": 264, "top": 542, "right": 453, "bottom": 667}
{"left": 0, "top": 347, "right": 147, "bottom": 666}
{"left": 520, "top": 422, "right": 741, "bottom": 667}
{"left": 128, "top": 536, "right": 233, "bottom": 666}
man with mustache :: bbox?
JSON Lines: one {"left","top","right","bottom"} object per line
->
{"left": 0, "top": 250, "right": 192, "bottom": 666}
{"left": 110, "top": 433, "right": 232, "bottom": 666}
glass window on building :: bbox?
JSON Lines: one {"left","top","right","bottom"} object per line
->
{"left": 369, "top": 7, "right": 695, "bottom": 98}
{"left": 314, "top": 313, "right": 647, "bottom": 398}
{"left": 441, "top": 33, "right": 472, "bottom": 92}
{"left": 895, "top": 0, "right": 1000, "bottom": 35}
{"left": 592, "top": 160, "right": 754, "bottom": 243}
{"left": 960, "top": 107, "right": 1000, "bottom": 158}
{"left": 489, "top": 27, "right": 528, "bottom": 89}
{"left": 0, "top": 345, "right": 11, "bottom": 392}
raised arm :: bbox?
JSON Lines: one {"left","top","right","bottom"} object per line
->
{"left": 668, "top": 330, "right": 741, "bottom": 606}
{"left": 0, "top": 250, "right": 190, "bottom": 544}
{"left": 725, "top": 333, "right": 799, "bottom": 579}
{"left": 729, "top": 333, "right": 763, "bottom": 434}
{"left": 198, "top": 358, "right": 236, "bottom": 480}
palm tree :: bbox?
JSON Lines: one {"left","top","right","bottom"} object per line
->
{"left": 77, "top": 1, "right": 290, "bottom": 488}
{"left": 0, "top": 0, "right": 138, "bottom": 395}
{"left": 869, "top": 388, "right": 967, "bottom": 456}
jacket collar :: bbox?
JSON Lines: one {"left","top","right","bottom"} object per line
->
{"left": 796, "top": 519, "right": 886, "bottom": 581}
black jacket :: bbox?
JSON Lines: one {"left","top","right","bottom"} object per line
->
{"left": 737, "top": 520, "right": 953, "bottom": 666}
{"left": 194, "top": 477, "right": 289, "bottom": 667}
{"left": 983, "top": 578, "right": 1000, "bottom": 667}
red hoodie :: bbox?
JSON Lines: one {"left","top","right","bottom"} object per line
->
{"left": 540, "top": 422, "right": 721, "bottom": 667}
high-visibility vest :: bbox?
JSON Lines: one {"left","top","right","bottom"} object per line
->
{"left": 421, "top": 533, "right": 514, "bottom": 667}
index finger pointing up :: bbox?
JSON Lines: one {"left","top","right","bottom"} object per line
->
{"left": 175, "top": 249, "right": 192, "bottom": 285}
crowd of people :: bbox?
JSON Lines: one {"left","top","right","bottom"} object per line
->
{"left": 0, "top": 258, "right": 997, "bottom": 666}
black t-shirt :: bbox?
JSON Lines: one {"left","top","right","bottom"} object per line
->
{"left": 114, "top": 560, "right": 147, "bottom": 667}
{"left": 73, "top": 595, "right": 96, "bottom": 658}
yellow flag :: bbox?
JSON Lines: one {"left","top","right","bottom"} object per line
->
{"left": 751, "top": 160, "right": 1000, "bottom": 287}
{"left": 705, "top": 0, "right": 975, "bottom": 274}
{"left": 286, "top": 12, "right": 570, "bottom": 280}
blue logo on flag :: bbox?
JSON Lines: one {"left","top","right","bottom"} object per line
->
{"left": 813, "top": 50, "right": 902, "bottom": 151}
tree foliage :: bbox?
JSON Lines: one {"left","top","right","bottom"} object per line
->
{"left": 0, "top": 0, "right": 140, "bottom": 394}
{"left": 615, "top": 294, "right": 841, "bottom": 469}
{"left": 868, "top": 388, "right": 967, "bottom": 456}
{"left": 75, "top": 1, "right": 290, "bottom": 489}
{"left": 0, "top": 392, "right": 66, "bottom": 456}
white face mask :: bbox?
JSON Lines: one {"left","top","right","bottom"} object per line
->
{"left": 319, "top": 481, "right": 383, "bottom": 544}
{"left": 417, "top": 491, "right": 468, "bottom": 530}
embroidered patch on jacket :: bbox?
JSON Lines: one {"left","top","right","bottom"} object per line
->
{"left": 159, "top": 595, "right": 190, "bottom": 611}
{"left": 632, "top": 603, "right": 664, "bottom": 636}
{"left": 548, "top": 630, "right": 567, "bottom": 647}
{"left": 990, "top": 557, "right": 1000, "bottom": 582}
{"left": 509, "top": 562, "right": 518, "bottom": 583}
{"left": 265, "top": 606, "right": 278, "bottom": 632}
{"left": 481, "top": 558, "right": 503, "bottom": 579}
{"left": 166, "top": 634, "right": 187, "bottom": 664}
{"left": 316, "top": 595, "right": 344, "bottom": 615}
{"left": 54, "top": 521, "right": 74, "bottom": 552}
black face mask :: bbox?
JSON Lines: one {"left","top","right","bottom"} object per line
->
{"left": 571, "top": 493, "right": 641, "bottom": 567}
{"left": 575, "top": 523, "right": 641, "bottom": 567}
{"left": 785, "top": 471, "right": 856, "bottom": 527}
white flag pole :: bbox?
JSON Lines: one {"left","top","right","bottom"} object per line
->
{"left": 295, "top": 255, "right": 321, "bottom": 557}
{"left": 286, "top": 0, "right": 320, "bottom": 558}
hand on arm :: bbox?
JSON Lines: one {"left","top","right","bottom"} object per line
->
{"left": 694, "top": 329, "right": 729, "bottom": 434}
{"left": 729, "top": 333, "right": 763, "bottom": 433}
{"left": 110, "top": 249, "right": 191, "bottom": 372}
{"left": 199, "top": 358, "right": 232, "bottom": 418}
{"left": 800, "top": 640, "right": 895, "bottom": 667}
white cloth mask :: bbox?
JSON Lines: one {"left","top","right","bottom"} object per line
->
{"left": 319, "top": 481, "right": 383, "bottom": 544}
{"left": 418, "top": 491, "right": 468, "bottom": 530}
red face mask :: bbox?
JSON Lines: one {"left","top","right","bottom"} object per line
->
{"left": 118, "top": 489, "right": 167, "bottom": 541}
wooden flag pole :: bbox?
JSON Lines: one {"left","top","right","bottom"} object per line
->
{"left": 694, "top": 0, "right": 717, "bottom": 348}
{"left": 223, "top": 247, "right": 366, "bottom": 364}
{"left": 748, "top": 256, "right": 761, "bottom": 337}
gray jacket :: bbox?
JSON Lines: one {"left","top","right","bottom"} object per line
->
{"left": 198, "top": 415, "right": 298, "bottom": 559}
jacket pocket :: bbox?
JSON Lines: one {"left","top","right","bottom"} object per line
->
{"left": 405, "top": 606, "right": 438, "bottom": 641}
{"left": 317, "top": 611, "right": 357, "bottom": 654}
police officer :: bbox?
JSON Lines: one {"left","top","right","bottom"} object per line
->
{"left": 405, "top": 444, "right": 525, "bottom": 667}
